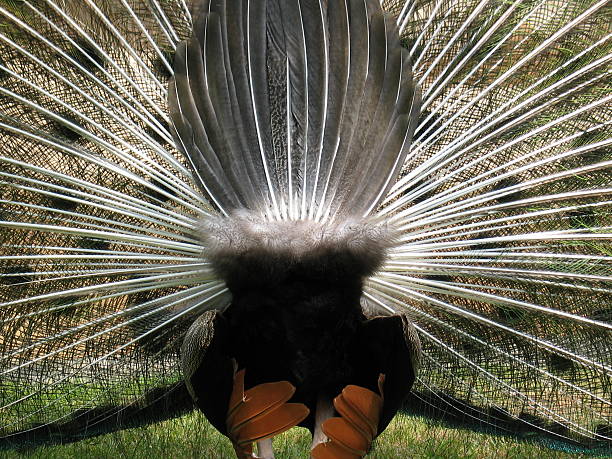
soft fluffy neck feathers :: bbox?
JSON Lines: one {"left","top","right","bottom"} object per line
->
{"left": 199, "top": 211, "right": 395, "bottom": 289}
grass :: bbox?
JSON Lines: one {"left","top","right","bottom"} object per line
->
{"left": 2, "top": 411, "right": 597, "bottom": 458}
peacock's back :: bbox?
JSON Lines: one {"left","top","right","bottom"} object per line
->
{"left": 0, "top": 0, "right": 610, "bottom": 454}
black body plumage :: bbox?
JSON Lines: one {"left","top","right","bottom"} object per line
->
{"left": 172, "top": 0, "right": 423, "bottom": 445}
{"left": 1, "top": 0, "right": 610, "bottom": 454}
{"left": 182, "top": 214, "right": 421, "bottom": 435}
{"left": 224, "top": 256, "right": 367, "bottom": 395}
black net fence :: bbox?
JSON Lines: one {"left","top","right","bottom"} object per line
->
{"left": 0, "top": 0, "right": 610, "bottom": 454}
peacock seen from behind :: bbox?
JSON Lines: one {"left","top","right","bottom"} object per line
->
{"left": 0, "top": 0, "right": 610, "bottom": 457}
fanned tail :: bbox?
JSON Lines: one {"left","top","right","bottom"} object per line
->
{"left": 0, "top": 0, "right": 609, "bottom": 454}
{"left": 370, "top": 0, "right": 611, "bottom": 448}
{"left": 169, "top": 0, "right": 421, "bottom": 221}
{"left": 0, "top": 0, "right": 226, "bottom": 443}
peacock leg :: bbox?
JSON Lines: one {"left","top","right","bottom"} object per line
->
{"left": 256, "top": 438, "right": 274, "bottom": 458}
{"left": 311, "top": 393, "right": 335, "bottom": 450}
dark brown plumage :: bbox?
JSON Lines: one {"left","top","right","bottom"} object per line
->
{"left": 181, "top": 214, "right": 421, "bottom": 439}
{"left": 1, "top": 0, "right": 610, "bottom": 455}
{"left": 171, "top": 0, "right": 423, "bottom": 453}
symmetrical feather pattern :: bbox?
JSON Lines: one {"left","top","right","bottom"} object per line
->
{"left": 0, "top": 0, "right": 610, "bottom": 453}
{"left": 169, "top": 0, "right": 420, "bottom": 220}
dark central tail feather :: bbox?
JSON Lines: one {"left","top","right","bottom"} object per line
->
{"left": 198, "top": 212, "right": 396, "bottom": 394}
{"left": 224, "top": 276, "right": 366, "bottom": 394}
{"left": 181, "top": 306, "right": 421, "bottom": 437}
{"left": 169, "top": 0, "right": 421, "bottom": 220}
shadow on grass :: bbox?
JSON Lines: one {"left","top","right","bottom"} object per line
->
{"left": 2, "top": 386, "right": 610, "bottom": 457}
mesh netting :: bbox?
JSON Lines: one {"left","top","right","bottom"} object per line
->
{"left": 0, "top": 0, "right": 610, "bottom": 454}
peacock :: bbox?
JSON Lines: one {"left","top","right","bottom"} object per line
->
{"left": 0, "top": 0, "right": 610, "bottom": 457}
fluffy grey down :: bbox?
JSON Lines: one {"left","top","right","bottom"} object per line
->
{"left": 198, "top": 210, "right": 396, "bottom": 288}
